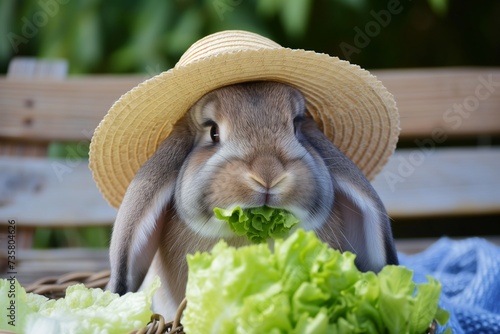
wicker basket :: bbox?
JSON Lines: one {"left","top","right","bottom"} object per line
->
{"left": 24, "top": 270, "right": 185, "bottom": 334}
{"left": 18, "top": 271, "right": 438, "bottom": 334}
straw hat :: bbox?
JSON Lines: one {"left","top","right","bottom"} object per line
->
{"left": 89, "top": 30, "right": 399, "bottom": 209}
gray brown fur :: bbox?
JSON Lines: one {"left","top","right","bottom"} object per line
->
{"left": 107, "top": 81, "right": 398, "bottom": 317}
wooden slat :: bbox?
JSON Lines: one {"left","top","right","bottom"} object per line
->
{"left": 0, "top": 139, "right": 48, "bottom": 157}
{"left": 0, "top": 68, "right": 498, "bottom": 141}
{"left": 0, "top": 59, "right": 69, "bottom": 155}
{"left": 372, "top": 147, "right": 500, "bottom": 218}
{"left": 373, "top": 68, "right": 500, "bottom": 138}
{"left": 0, "top": 76, "right": 144, "bottom": 141}
{"left": 0, "top": 157, "right": 116, "bottom": 226}
{"left": 0, "top": 248, "right": 109, "bottom": 285}
{"left": 1, "top": 149, "right": 497, "bottom": 226}
{"left": 7, "top": 57, "right": 68, "bottom": 80}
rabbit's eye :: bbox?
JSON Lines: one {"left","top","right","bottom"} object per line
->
{"left": 293, "top": 116, "right": 303, "bottom": 134}
{"left": 210, "top": 123, "right": 220, "bottom": 143}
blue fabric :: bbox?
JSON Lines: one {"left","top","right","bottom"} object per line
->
{"left": 399, "top": 237, "right": 500, "bottom": 334}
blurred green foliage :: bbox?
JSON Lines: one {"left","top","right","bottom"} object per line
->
{"left": 1, "top": 0, "right": 499, "bottom": 76}
{"left": 48, "top": 141, "right": 89, "bottom": 159}
{"left": 34, "top": 226, "right": 112, "bottom": 248}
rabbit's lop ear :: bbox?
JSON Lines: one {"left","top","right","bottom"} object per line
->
{"left": 332, "top": 178, "right": 399, "bottom": 272}
{"left": 299, "top": 117, "right": 398, "bottom": 272}
{"left": 107, "top": 117, "right": 194, "bottom": 295}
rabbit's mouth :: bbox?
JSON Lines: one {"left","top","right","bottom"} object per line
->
{"left": 211, "top": 206, "right": 301, "bottom": 244}
{"left": 252, "top": 189, "right": 284, "bottom": 207}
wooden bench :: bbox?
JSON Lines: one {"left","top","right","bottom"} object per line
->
{"left": 1, "top": 59, "right": 499, "bottom": 284}
{"left": 372, "top": 68, "right": 500, "bottom": 245}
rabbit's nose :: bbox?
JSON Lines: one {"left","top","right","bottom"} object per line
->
{"left": 249, "top": 173, "right": 287, "bottom": 190}
{"left": 248, "top": 154, "right": 287, "bottom": 191}
{"left": 249, "top": 172, "right": 288, "bottom": 205}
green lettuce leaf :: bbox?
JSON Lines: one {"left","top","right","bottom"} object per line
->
{"left": 183, "top": 229, "right": 449, "bottom": 334}
{"left": 213, "top": 206, "right": 300, "bottom": 243}
{"left": 0, "top": 276, "right": 160, "bottom": 334}
{"left": 0, "top": 278, "right": 48, "bottom": 332}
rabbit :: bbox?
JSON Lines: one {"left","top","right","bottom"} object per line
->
{"left": 107, "top": 81, "right": 399, "bottom": 318}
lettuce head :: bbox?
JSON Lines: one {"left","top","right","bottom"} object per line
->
{"left": 214, "top": 206, "right": 300, "bottom": 243}
{"left": 183, "top": 229, "right": 449, "bottom": 334}
{"left": 0, "top": 276, "right": 160, "bottom": 334}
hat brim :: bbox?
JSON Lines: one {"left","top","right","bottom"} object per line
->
{"left": 90, "top": 48, "right": 399, "bottom": 208}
